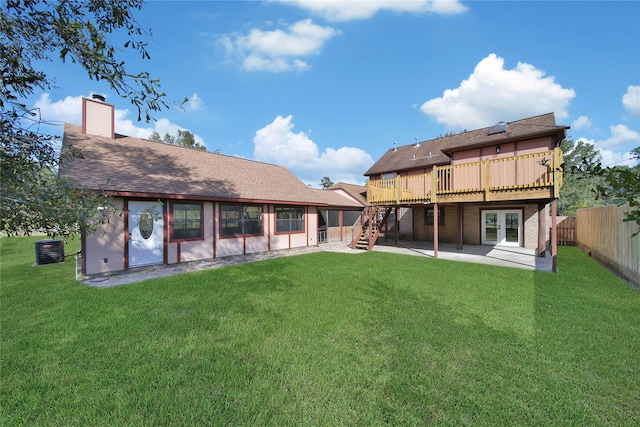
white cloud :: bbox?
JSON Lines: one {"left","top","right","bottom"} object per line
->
{"left": 600, "top": 124, "right": 640, "bottom": 149}
{"left": 185, "top": 93, "right": 203, "bottom": 111}
{"left": 273, "top": 0, "right": 467, "bottom": 22}
{"left": 571, "top": 115, "right": 592, "bottom": 130}
{"left": 32, "top": 93, "right": 83, "bottom": 126}
{"left": 217, "top": 19, "right": 340, "bottom": 72}
{"left": 577, "top": 138, "right": 637, "bottom": 168}
{"left": 576, "top": 124, "right": 640, "bottom": 168}
{"left": 253, "top": 115, "right": 374, "bottom": 185}
{"left": 420, "top": 54, "right": 576, "bottom": 130}
{"left": 622, "top": 85, "right": 640, "bottom": 118}
{"left": 33, "top": 93, "right": 206, "bottom": 148}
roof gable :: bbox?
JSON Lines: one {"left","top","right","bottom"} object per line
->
{"left": 327, "top": 182, "right": 367, "bottom": 205}
{"left": 311, "top": 187, "right": 365, "bottom": 209}
{"left": 59, "top": 124, "right": 321, "bottom": 205}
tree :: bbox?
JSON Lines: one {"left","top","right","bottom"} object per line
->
{"left": 590, "top": 146, "right": 640, "bottom": 235}
{"left": 558, "top": 139, "right": 608, "bottom": 216}
{"left": 320, "top": 176, "right": 334, "bottom": 189}
{"left": 1, "top": 1, "right": 174, "bottom": 238}
{"left": 567, "top": 142, "right": 640, "bottom": 235}
{"left": 149, "top": 130, "right": 206, "bottom": 150}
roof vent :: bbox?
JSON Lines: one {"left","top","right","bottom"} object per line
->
{"left": 488, "top": 121, "right": 507, "bottom": 135}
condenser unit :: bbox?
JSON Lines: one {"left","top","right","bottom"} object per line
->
{"left": 35, "top": 239, "right": 65, "bottom": 265}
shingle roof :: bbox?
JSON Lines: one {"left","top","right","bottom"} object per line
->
{"left": 327, "top": 182, "right": 367, "bottom": 205}
{"left": 364, "top": 113, "right": 569, "bottom": 176}
{"left": 311, "top": 186, "right": 366, "bottom": 209}
{"left": 59, "top": 124, "right": 323, "bottom": 205}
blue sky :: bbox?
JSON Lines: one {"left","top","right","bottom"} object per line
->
{"left": 32, "top": 0, "right": 640, "bottom": 187}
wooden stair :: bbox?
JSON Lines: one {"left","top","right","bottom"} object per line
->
{"left": 352, "top": 206, "right": 393, "bottom": 250}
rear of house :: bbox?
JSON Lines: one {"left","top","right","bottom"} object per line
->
{"left": 362, "top": 114, "right": 569, "bottom": 268}
{"left": 313, "top": 183, "right": 367, "bottom": 243}
{"left": 60, "top": 97, "right": 325, "bottom": 276}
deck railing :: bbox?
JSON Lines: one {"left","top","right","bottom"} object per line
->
{"left": 367, "top": 148, "right": 562, "bottom": 205}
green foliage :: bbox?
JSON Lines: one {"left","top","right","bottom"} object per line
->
{"left": 320, "top": 176, "right": 334, "bottom": 189}
{"left": 2, "top": 238, "right": 639, "bottom": 425}
{"left": 1, "top": 0, "right": 168, "bottom": 120}
{"left": 560, "top": 138, "right": 639, "bottom": 233}
{"left": 558, "top": 139, "right": 608, "bottom": 216}
{"left": 591, "top": 160, "right": 640, "bottom": 235}
{"left": 149, "top": 129, "right": 206, "bottom": 150}
{"left": 1, "top": 1, "right": 169, "bottom": 237}
{"left": 567, "top": 141, "right": 640, "bottom": 234}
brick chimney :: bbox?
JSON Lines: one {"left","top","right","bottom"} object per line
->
{"left": 82, "top": 95, "right": 115, "bottom": 138}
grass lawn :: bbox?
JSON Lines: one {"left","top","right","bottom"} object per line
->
{"left": 1, "top": 236, "right": 639, "bottom": 425}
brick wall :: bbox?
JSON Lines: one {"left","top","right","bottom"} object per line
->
{"left": 412, "top": 203, "right": 547, "bottom": 249}
{"left": 463, "top": 207, "right": 481, "bottom": 245}
{"left": 413, "top": 206, "right": 460, "bottom": 242}
{"left": 523, "top": 204, "right": 539, "bottom": 249}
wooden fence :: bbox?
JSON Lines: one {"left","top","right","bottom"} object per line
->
{"left": 556, "top": 216, "right": 576, "bottom": 246}
{"left": 576, "top": 204, "right": 639, "bottom": 289}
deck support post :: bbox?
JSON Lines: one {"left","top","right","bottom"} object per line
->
{"left": 433, "top": 202, "right": 439, "bottom": 258}
{"left": 457, "top": 206, "right": 464, "bottom": 250}
{"left": 395, "top": 207, "right": 399, "bottom": 245}
{"left": 537, "top": 203, "right": 547, "bottom": 257}
{"left": 551, "top": 199, "right": 557, "bottom": 272}
{"left": 368, "top": 206, "right": 374, "bottom": 244}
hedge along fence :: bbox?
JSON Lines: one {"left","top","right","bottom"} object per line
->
{"left": 576, "top": 204, "right": 639, "bottom": 289}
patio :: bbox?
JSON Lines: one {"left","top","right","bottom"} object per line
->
{"left": 372, "top": 240, "right": 554, "bottom": 272}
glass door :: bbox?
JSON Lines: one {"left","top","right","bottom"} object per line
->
{"left": 482, "top": 210, "right": 521, "bottom": 246}
{"left": 482, "top": 211, "right": 500, "bottom": 245}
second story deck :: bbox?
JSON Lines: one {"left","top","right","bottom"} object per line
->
{"left": 367, "top": 148, "right": 562, "bottom": 206}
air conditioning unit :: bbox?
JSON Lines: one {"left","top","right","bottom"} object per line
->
{"left": 35, "top": 240, "right": 65, "bottom": 265}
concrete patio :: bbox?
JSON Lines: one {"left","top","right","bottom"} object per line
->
{"left": 373, "top": 239, "right": 554, "bottom": 272}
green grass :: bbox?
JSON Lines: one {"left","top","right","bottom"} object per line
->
{"left": 2, "top": 236, "right": 639, "bottom": 425}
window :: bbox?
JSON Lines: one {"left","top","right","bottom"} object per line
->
{"left": 276, "top": 207, "right": 305, "bottom": 233}
{"left": 172, "top": 203, "right": 203, "bottom": 240}
{"left": 221, "top": 205, "right": 263, "bottom": 237}
{"left": 328, "top": 210, "right": 340, "bottom": 227}
{"left": 343, "top": 210, "right": 361, "bottom": 227}
{"left": 424, "top": 207, "right": 444, "bottom": 226}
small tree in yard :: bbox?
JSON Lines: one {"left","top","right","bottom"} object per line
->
{"left": 1, "top": 1, "right": 176, "bottom": 238}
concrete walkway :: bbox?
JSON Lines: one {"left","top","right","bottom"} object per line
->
{"left": 82, "top": 240, "right": 552, "bottom": 288}
{"left": 82, "top": 242, "right": 361, "bottom": 288}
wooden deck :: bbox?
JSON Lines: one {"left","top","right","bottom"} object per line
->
{"left": 367, "top": 148, "right": 562, "bottom": 205}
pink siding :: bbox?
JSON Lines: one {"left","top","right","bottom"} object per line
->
{"left": 84, "top": 199, "right": 319, "bottom": 276}
{"left": 84, "top": 198, "right": 125, "bottom": 275}
{"left": 452, "top": 137, "right": 554, "bottom": 165}
{"left": 517, "top": 136, "right": 554, "bottom": 154}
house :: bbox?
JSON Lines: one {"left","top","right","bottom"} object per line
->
{"left": 60, "top": 97, "right": 330, "bottom": 276}
{"left": 360, "top": 113, "right": 569, "bottom": 271}
{"left": 312, "top": 183, "right": 367, "bottom": 243}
